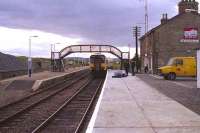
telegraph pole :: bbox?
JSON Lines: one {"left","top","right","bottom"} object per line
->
{"left": 133, "top": 26, "right": 141, "bottom": 73}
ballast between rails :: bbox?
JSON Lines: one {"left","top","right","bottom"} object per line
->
{"left": 32, "top": 79, "right": 104, "bottom": 133}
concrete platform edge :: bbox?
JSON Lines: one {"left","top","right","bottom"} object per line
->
{"left": 32, "top": 68, "right": 88, "bottom": 91}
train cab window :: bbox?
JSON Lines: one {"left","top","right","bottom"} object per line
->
{"left": 90, "top": 57, "right": 94, "bottom": 63}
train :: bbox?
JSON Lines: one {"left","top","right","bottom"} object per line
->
{"left": 89, "top": 54, "right": 107, "bottom": 76}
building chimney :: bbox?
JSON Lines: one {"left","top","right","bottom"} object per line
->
{"left": 161, "top": 14, "right": 168, "bottom": 24}
{"left": 178, "top": 0, "right": 199, "bottom": 14}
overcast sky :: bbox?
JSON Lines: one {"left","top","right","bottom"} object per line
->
{"left": 0, "top": 0, "right": 199, "bottom": 58}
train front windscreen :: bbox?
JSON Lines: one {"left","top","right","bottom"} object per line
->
{"left": 90, "top": 55, "right": 105, "bottom": 63}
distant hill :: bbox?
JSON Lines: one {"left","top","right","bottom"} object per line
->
{"left": 0, "top": 52, "right": 26, "bottom": 72}
{"left": 17, "top": 56, "right": 50, "bottom": 63}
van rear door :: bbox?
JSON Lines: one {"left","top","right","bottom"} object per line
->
{"left": 184, "top": 59, "right": 196, "bottom": 76}
{"left": 175, "top": 58, "right": 196, "bottom": 77}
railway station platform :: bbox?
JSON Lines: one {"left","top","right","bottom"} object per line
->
{"left": 0, "top": 67, "right": 88, "bottom": 107}
{"left": 0, "top": 67, "right": 88, "bottom": 82}
{"left": 87, "top": 70, "right": 200, "bottom": 133}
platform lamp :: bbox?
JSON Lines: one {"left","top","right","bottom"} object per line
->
{"left": 51, "top": 42, "right": 61, "bottom": 57}
{"left": 28, "top": 35, "right": 38, "bottom": 78}
{"left": 52, "top": 42, "right": 61, "bottom": 72}
{"left": 54, "top": 42, "right": 61, "bottom": 52}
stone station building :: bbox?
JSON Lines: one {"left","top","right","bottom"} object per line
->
{"left": 140, "top": 0, "right": 200, "bottom": 73}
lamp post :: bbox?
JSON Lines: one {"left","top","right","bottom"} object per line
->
{"left": 50, "top": 43, "right": 60, "bottom": 60}
{"left": 28, "top": 35, "right": 38, "bottom": 77}
{"left": 51, "top": 42, "right": 61, "bottom": 53}
{"left": 51, "top": 42, "right": 61, "bottom": 72}
{"left": 54, "top": 42, "right": 61, "bottom": 52}
{"left": 50, "top": 44, "right": 54, "bottom": 72}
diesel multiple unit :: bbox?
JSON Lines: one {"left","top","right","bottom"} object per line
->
{"left": 90, "top": 54, "right": 107, "bottom": 76}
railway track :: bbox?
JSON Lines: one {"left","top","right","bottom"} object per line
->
{"left": 32, "top": 78, "right": 104, "bottom": 133}
{"left": 0, "top": 73, "right": 93, "bottom": 133}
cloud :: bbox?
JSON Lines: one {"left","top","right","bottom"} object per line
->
{"left": 0, "top": 27, "right": 82, "bottom": 57}
{"left": 0, "top": 0, "right": 184, "bottom": 42}
{"left": 0, "top": 0, "right": 199, "bottom": 57}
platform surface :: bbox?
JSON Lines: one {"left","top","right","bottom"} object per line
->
{"left": 0, "top": 67, "right": 88, "bottom": 82}
{"left": 88, "top": 70, "right": 200, "bottom": 133}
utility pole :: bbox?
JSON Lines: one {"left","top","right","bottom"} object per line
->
{"left": 128, "top": 44, "right": 131, "bottom": 73}
{"left": 133, "top": 26, "right": 141, "bottom": 73}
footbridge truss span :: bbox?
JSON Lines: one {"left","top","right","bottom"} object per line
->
{"left": 60, "top": 45, "right": 129, "bottom": 59}
{"left": 52, "top": 44, "right": 130, "bottom": 72}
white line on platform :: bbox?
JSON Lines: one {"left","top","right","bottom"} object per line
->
{"left": 86, "top": 72, "right": 108, "bottom": 133}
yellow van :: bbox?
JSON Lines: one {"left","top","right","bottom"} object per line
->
{"left": 158, "top": 57, "right": 196, "bottom": 80}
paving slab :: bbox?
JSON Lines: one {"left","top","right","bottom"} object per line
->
{"left": 93, "top": 128, "right": 155, "bottom": 133}
{"left": 95, "top": 101, "right": 150, "bottom": 128}
{"left": 101, "top": 77, "right": 133, "bottom": 102}
{"left": 154, "top": 127, "right": 200, "bottom": 133}
{"left": 88, "top": 70, "right": 200, "bottom": 133}
{"left": 124, "top": 76, "right": 200, "bottom": 128}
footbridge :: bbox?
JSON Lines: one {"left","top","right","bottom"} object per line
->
{"left": 51, "top": 44, "right": 130, "bottom": 72}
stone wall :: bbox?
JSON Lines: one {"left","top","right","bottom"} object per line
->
{"left": 155, "top": 12, "right": 200, "bottom": 68}
{"left": 140, "top": 12, "right": 200, "bottom": 73}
